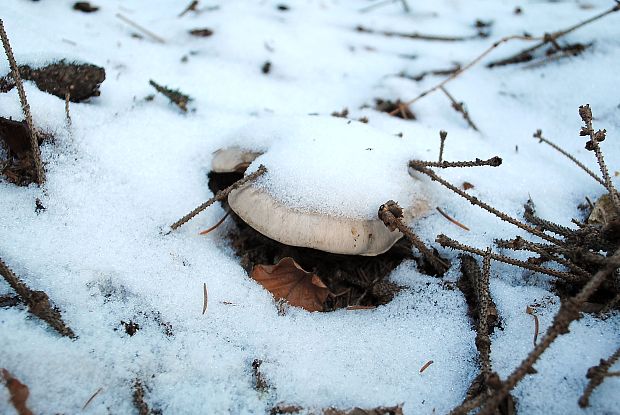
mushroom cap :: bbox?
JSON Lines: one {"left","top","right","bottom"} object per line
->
{"left": 211, "top": 147, "right": 262, "bottom": 173}
{"left": 228, "top": 182, "right": 405, "bottom": 256}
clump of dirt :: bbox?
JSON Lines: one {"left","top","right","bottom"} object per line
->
{"left": 373, "top": 99, "right": 416, "bottom": 120}
{"left": 0, "top": 117, "right": 50, "bottom": 186}
{"left": 189, "top": 28, "right": 214, "bottom": 37}
{"left": 73, "top": 2, "right": 99, "bottom": 12}
{"left": 208, "top": 172, "right": 414, "bottom": 310}
{"left": 1, "top": 60, "right": 105, "bottom": 102}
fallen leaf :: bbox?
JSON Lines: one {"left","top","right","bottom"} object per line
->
{"left": 251, "top": 257, "right": 330, "bottom": 312}
{"left": 1, "top": 369, "right": 34, "bottom": 415}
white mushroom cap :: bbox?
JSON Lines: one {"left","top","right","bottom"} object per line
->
{"left": 228, "top": 182, "right": 406, "bottom": 256}
{"left": 211, "top": 147, "right": 262, "bottom": 173}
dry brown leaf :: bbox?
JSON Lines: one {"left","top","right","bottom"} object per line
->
{"left": 1, "top": 369, "right": 34, "bottom": 415}
{"left": 251, "top": 257, "right": 330, "bottom": 312}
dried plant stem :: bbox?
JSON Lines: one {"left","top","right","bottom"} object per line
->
{"left": 523, "top": 200, "right": 576, "bottom": 237}
{"left": 199, "top": 210, "right": 231, "bottom": 235}
{"left": 579, "top": 346, "right": 620, "bottom": 407}
{"left": 437, "top": 235, "right": 585, "bottom": 283}
{"left": 65, "top": 92, "right": 72, "bottom": 126}
{"left": 580, "top": 105, "right": 620, "bottom": 214}
{"left": 411, "top": 156, "right": 502, "bottom": 169}
{"left": 178, "top": 0, "right": 199, "bottom": 17}
{"left": 438, "top": 130, "right": 447, "bottom": 163}
{"left": 410, "top": 163, "right": 563, "bottom": 245}
{"left": 133, "top": 379, "right": 151, "bottom": 415}
{"left": 440, "top": 86, "right": 479, "bottom": 131}
{"left": 478, "top": 248, "right": 492, "bottom": 376}
{"left": 391, "top": 34, "right": 539, "bottom": 115}
{"left": 534, "top": 130, "right": 605, "bottom": 188}
{"left": 487, "top": 4, "right": 620, "bottom": 68}
{"left": 169, "top": 165, "right": 266, "bottom": 231}
{"left": 116, "top": 13, "right": 166, "bottom": 44}
{"left": 379, "top": 201, "right": 449, "bottom": 274}
{"left": 0, "top": 19, "right": 45, "bottom": 185}
{"left": 0, "top": 256, "right": 75, "bottom": 338}
{"left": 478, "top": 248, "right": 620, "bottom": 415}
{"left": 356, "top": 25, "right": 478, "bottom": 41}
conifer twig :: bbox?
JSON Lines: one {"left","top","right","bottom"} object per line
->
{"left": 0, "top": 19, "right": 45, "bottom": 185}
{"left": 579, "top": 104, "right": 620, "bottom": 214}
{"left": 410, "top": 163, "right": 563, "bottom": 245}
{"left": 478, "top": 248, "right": 492, "bottom": 376}
{"left": 0, "top": 256, "right": 75, "bottom": 337}
{"left": 437, "top": 235, "right": 585, "bottom": 283}
{"left": 478, "top": 248, "right": 620, "bottom": 415}
{"left": 438, "top": 130, "right": 447, "bottom": 163}
{"left": 487, "top": 4, "right": 620, "bottom": 68}
{"left": 168, "top": 165, "right": 267, "bottom": 232}
{"left": 379, "top": 201, "right": 450, "bottom": 275}
{"left": 391, "top": 34, "right": 540, "bottom": 115}
{"left": 440, "top": 86, "right": 479, "bottom": 131}
{"left": 533, "top": 129, "right": 605, "bottom": 188}
{"left": 411, "top": 157, "right": 502, "bottom": 169}
{"left": 578, "top": 345, "right": 620, "bottom": 407}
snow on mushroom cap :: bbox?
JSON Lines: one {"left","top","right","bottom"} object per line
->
{"left": 225, "top": 116, "right": 432, "bottom": 220}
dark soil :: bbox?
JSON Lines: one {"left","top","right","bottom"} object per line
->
{"left": 208, "top": 171, "right": 414, "bottom": 310}
{"left": 4, "top": 60, "right": 106, "bottom": 102}
{"left": 374, "top": 99, "right": 416, "bottom": 120}
{"left": 0, "top": 117, "right": 50, "bottom": 186}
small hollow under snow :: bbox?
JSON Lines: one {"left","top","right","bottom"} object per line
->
{"left": 228, "top": 116, "right": 432, "bottom": 219}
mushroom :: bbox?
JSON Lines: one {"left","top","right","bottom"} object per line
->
{"left": 211, "top": 147, "right": 428, "bottom": 256}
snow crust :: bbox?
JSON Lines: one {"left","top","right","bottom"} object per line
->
{"left": 0, "top": 0, "right": 619, "bottom": 414}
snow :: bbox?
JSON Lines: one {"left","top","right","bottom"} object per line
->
{"left": 1, "top": 0, "right": 619, "bottom": 414}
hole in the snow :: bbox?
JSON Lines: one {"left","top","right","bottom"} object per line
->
{"left": 208, "top": 171, "right": 414, "bottom": 311}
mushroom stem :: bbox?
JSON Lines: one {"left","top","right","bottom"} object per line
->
{"left": 378, "top": 200, "right": 450, "bottom": 275}
{"left": 168, "top": 165, "right": 267, "bottom": 232}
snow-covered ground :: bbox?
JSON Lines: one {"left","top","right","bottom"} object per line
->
{"left": 1, "top": 0, "right": 619, "bottom": 413}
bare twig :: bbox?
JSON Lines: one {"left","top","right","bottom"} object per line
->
{"left": 178, "top": 0, "right": 199, "bottom": 17}
{"left": 579, "top": 104, "right": 620, "bottom": 215}
{"left": 168, "top": 165, "right": 267, "bottom": 231}
{"left": 438, "top": 130, "right": 447, "bottom": 163}
{"left": 410, "top": 162, "right": 563, "bottom": 245}
{"left": 64, "top": 92, "right": 72, "bottom": 127}
{"left": 202, "top": 283, "right": 208, "bottom": 315}
{"left": 82, "top": 387, "right": 103, "bottom": 410}
{"left": 478, "top": 248, "right": 492, "bottom": 376}
{"left": 411, "top": 156, "right": 502, "bottom": 169}
{"left": 116, "top": 13, "right": 166, "bottom": 44}
{"left": 534, "top": 129, "right": 605, "bottom": 188}
{"left": 477, "top": 248, "right": 620, "bottom": 415}
{"left": 391, "top": 34, "right": 540, "bottom": 115}
{"left": 0, "top": 19, "right": 45, "bottom": 185}
{"left": 149, "top": 80, "right": 191, "bottom": 112}
{"left": 440, "top": 86, "right": 479, "bottom": 131}
{"left": 437, "top": 235, "right": 585, "bottom": 283}
{"left": 0, "top": 256, "right": 75, "bottom": 338}
{"left": 378, "top": 201, "right": 450, "bottom": 275}
{"left": 579, "top": 346, "right": 620, "bottom": 407}
{"left": 356, "top": 25, "right": 479, "bottom": 42}
{"left": 487, "top": 4, "right": 620, "bottom": 68}
{"left": 132, "top": 379, "right": 151, "bottom": 415}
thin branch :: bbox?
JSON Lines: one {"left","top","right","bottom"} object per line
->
{"left": 579, "top": 346, "right": 620, "bottom": 407}
{"left": 479, "top": 248, "right": 492, "bottom": 377}
{"left": 355, "top": 25, "right": 479, "bottom": 42}
{"left": 0, "top": 19, "right": 45, "bottom": 185}
{"left": 378, "top": 201, "right": 450, "bottom": 275}
{"left": 437, "top": 235, "right": 586, "bottom": 283}
{"left": 440, "top": 86, "right": 479, "bottom": 131}
{"left": 116, "top": 13, "right": 166, "bottom": 44}
{"left": 391, "top": 35, "right": 540, "bottom": 114}
{"left": 178, "top": 0, "right": 199, "bottom": 17}
{"left": 168, "top": 165, "right": 266, "bottom": 232}
{"left": 0, "top": 256, "right": 75, "bottom": 338}
{"left": 438, "top": 130, "right": 447, "bottom": 163}
{"left": 579, "top": 104, "right": 620, "bottom": 215}
{"left": 533, "top": 129, "right": 605, "bottom": 188}
{"left": 477, "top": 248, "right": 620, "bottom": 415}
{"left": 411, "top": 156, "right": 502, "bottom": 169}
{"left": 487, "top": 4, "right": 620, "bottom": 68}
{"left": 410, "top": 162, "right": 563, "bottom": 245}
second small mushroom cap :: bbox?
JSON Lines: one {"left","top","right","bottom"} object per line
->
{"left": 211, "top": 117, "right": 431, "bottom": 256}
